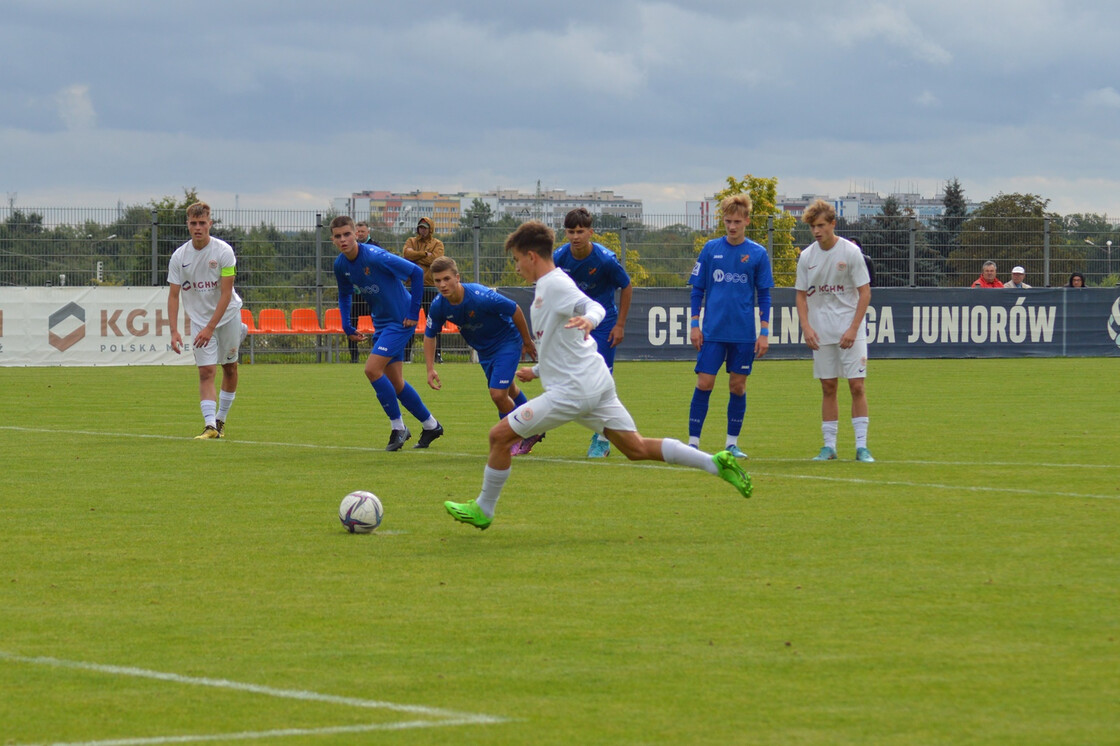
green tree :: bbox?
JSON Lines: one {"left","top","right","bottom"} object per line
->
{"left": 129, "top": 188, "right": 202, "bottom": 285}
{"left": 693, "top": 174, "right": 798, "bottom": 286}
{"left": 948, "top": 193, "right": 1079, "bottom": 287}
{"left": 459, "top": 198, "right": 494, "bottom": 228}
{"left": 856, "top": 197, "right": 940, "bottom": 287}
{"left": 931, "top": 178, "right": 969, "bottom": 259}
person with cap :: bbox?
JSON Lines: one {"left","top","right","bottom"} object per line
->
{"left": 971, "top": 261, "right": 1004, "bottom": 288}
{"left": 402, "top": 217, "right": 445, "bottom": 362}
{"left": 1004, "top": 266, "right": 1031, "bottom": 289}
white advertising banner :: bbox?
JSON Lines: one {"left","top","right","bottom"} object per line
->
{"left": 0, "top": 287, "right": 196, "bottom": 367}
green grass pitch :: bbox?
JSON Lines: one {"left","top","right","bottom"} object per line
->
{"left": 1, "top": 358, "right": 1117, "bottom": 745}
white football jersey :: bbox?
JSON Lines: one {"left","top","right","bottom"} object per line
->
{"left": 795, "top": 237, "right": 870, "bottom": 345}
{"left": 167, "top": 237, "right": 243, "bottom": 331}
{"left": 530, "top": 268, "right": 612, "bottom": 397}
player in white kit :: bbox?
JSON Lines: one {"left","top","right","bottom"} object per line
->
{"left": 167, "top": 201, "right": 248, "bottom": 439}
{"left": 795, "top": 200, "right": 874, "bottom": 462}
{"left": 444, "top": 220, "right": 753, "bottom": 531}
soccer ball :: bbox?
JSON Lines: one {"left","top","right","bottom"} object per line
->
{"left": 339, "top": 491, "right": 383, "bottom": 534}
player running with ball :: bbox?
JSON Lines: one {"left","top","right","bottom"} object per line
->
{"left": 444, "top": 220, "right": 753, "bottom": 531}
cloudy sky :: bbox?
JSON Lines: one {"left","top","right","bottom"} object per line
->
{"left": 3, "top": 0, "right": 1119, "bottom": 217}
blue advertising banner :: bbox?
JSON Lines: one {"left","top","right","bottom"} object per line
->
{"left": 498, "top": 287, "right": 1120, "bottom": 360}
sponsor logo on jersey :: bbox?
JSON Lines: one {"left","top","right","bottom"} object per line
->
{"left": 712, "top": 269, "right": 754, "bottom": 284}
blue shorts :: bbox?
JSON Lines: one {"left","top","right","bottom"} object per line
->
{"left": 590, "top": 325, "right": 617, "bottom": 372}
{"left": 695, "top": 341, "right": 755, "bottom": 376}
{"left": 479, "top": 342, "right": 522, "bottom": 390}
{"left": 370, "top": 323, "right": 413, "bottom": 361}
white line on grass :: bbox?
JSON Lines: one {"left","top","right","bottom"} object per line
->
{"left": 15, "top": 719, "right": 496, "bottom": 746}
{"left": 0, "top": 651, "right": 506, "bottom": 746}
{"left": 4, "top": 426, "right": 1117, "bottom": 500}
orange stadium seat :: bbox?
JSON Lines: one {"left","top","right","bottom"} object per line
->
{"left": 357, "top": 315, "right": 376, "bottom": 334}
{"left": 256, "top": 308, "right": 292, "bottom": 333}
{"left": 323, "top": 307, "right": 345, "bottom": 333}
{"left": 240, "top": 308, "right": 259, "bottom": 334}
{"left": 291, "top": 308, "right": 326, "bottom": 334}
{"left": 414, "top": 308, "right": 427, "bottom": 335}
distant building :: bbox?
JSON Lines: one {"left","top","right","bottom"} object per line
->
{"left": 686, "top": 189, "right": 980, "bottom": 230}
{"left": 334, "top": 187, "right": 642, "bottom": 232}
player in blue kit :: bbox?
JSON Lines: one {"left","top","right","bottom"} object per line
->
{"left": 330, "top": 216, "right": 444, "bottom": 451}
{"left": 687, "top": 194, "right": 773, "bottom": 458}
{"left": 423, "top": 257, "right": 543, "bottom": 455}
{"left": 553, "top": 208, "right": 632, "bottom": 458}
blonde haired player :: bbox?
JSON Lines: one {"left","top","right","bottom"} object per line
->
{"left": 444, "top": 220, "right": 753, "bottom": 531}
{"left": 795, "top": 199, "right": 874, "bottom": 462}
{"left": 167, "top": 202, "right": 248, "bottom": 439}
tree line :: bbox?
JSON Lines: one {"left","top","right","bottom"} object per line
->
{"left": 2, "top": 181, "right": 1117, "bottom": 304}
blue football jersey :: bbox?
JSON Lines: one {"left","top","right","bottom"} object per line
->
{"left": 333, "top": 243, "right": 423, "bottom": 333}
{"left": 426, "top": 283, "right": 522, "bottom": 359}
{"left": 553, "top": 242, "right": 631, "bottom": 327}
{"left": 689, "top": 236, "right": 774, "bottom": 343}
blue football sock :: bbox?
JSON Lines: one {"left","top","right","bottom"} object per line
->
{"left": 371, "top": 376, "right": 402, "bottom": 420}
{"left": 396, "top": 381, "right": 433, "bottom": 423}
{"left": 689, "top": 388, "right": 712, "bottom": 439}
{"left": 728, "top": 392, "right": 746, "bottom": 439}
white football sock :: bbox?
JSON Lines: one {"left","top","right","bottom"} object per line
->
{"left": 852, "top": 417, "right": 869, "bottom": 449}
{"left": 200, "top": 400, "right": 217, "bottom": 428}
{"left": 475, "top": 465, "right": 510, "bottom": 518}
{"left": 822, "top": 420, "right": 838, "bottom": 449}
{"left": 217, "top": 390, "right": 235, "bottom": 421}
{"left": 662, "top": 438, "right": 718, "bottom": 475}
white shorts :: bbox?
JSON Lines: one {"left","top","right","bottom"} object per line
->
{"left": 193, "top": 321, "right": 248, "bottom": 367}
{"left": 508, "top": 386, "right": 637, "bottom": 439}
{"left": 812, "top": 340, "right": 868, "bottom": 380}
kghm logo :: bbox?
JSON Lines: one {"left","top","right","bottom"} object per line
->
{"left": 49, "top": 302, "right": 85, "bottom": 351}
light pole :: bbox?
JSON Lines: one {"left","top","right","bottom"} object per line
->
{"left": 1108, "top": 240, "right": 1113, "bottom": 279}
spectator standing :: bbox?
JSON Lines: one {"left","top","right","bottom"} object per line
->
{"left": 972, "top": 261, "right": 1004, "bottom": 288}
{"left": 402, "top": 217, "right": 445, "bottom": 362}
{"left": 1004, "top": 266, "right": 1031, "bottom": 289}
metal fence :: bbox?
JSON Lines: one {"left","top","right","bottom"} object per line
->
{"left": 2, "top": 207, "right": 1117, "bottom": 314}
